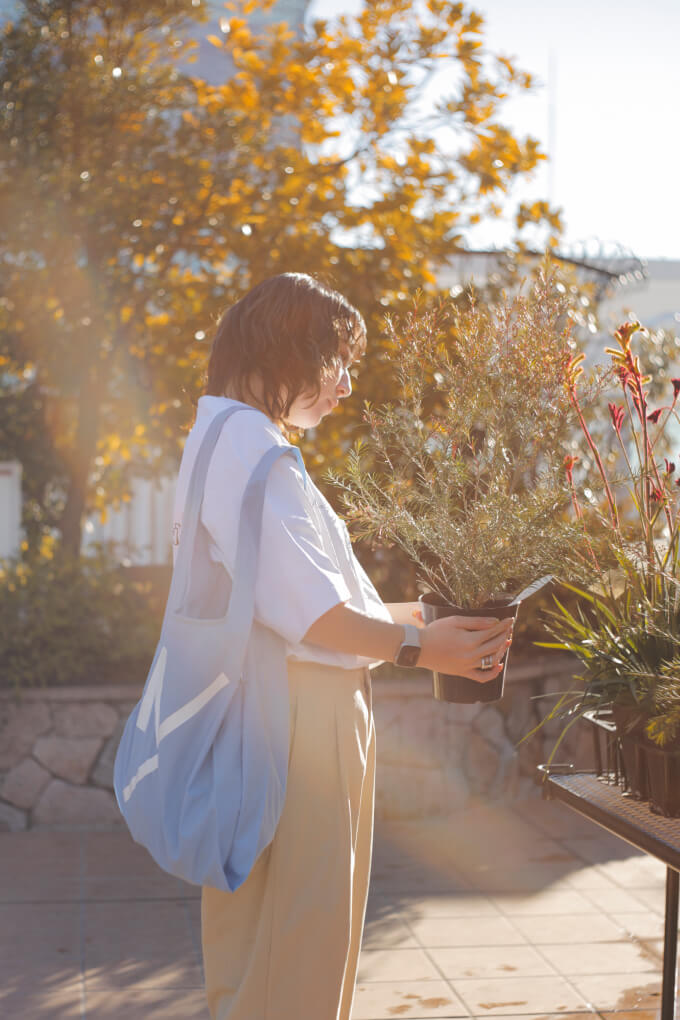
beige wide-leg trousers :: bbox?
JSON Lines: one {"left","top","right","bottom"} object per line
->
{"left": 201, "top": 658, "right": 376, "bottom": 1020}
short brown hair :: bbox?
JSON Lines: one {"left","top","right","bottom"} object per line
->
{"left": 203, "top": 273, "right": 366, "bottom": 427}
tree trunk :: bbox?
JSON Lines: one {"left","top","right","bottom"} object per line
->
{"left": 59, "top": 372, "right": 102, "bottom": 558}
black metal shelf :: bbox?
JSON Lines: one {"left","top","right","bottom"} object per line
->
{"left": 540, "top": 766, "right": 679, "bottom": 1019}
{"left": 542, "top": 769, "right": 680, "bottom": 869}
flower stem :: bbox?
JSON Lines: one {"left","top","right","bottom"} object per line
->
{"left": 570, "top": 389, "right": 619, "bottom": 529}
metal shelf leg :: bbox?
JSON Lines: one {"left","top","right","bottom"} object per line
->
{"left": 661, "top": 866, "right": 679, "bottom": 1020}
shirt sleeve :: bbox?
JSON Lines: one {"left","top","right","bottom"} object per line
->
{"left": 201, "top": 416, "right": 352, "bottom": 647}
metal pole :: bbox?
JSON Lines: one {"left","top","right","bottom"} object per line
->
{"left": 661, "top": 866, "right": 679, "bottom": 1020}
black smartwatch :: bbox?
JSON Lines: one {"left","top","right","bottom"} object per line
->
{"left": 394, "top": 623, "right": 422, "bottom": 667}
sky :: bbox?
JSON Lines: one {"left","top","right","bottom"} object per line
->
{"left": 308, "top": 0, "right": 680, "bottom": 262}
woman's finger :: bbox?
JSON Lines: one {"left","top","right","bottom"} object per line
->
{"left": 456, "top": 621, "right": 514, "bottom": 648}
{"left": 468, "top": 632, "right": 513, "bottom": 661}
{"left": 467, "top": 663, "right": 504, "bottom": 683}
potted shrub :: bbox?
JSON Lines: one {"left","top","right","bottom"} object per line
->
{"left": 530, "top": 320, "right": 680, "bottom": 814}
{"left": 325, "top": 269, "right": 589, "bottom": 703}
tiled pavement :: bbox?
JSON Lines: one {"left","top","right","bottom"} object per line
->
{"left": 0, "top": 795, "right": 676, "bottom": 1019}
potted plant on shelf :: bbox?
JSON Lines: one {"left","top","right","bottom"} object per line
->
{"left": 529, "top": 320, "right": 680, "bottom": 815}
{"left": 325, "top": 268, "right": 591, "bottom": 704}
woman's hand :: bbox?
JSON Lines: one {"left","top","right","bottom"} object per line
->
{"left": 418, "top": 614, "right": 513, "bottom": 683}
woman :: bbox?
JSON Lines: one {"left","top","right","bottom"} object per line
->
{"left": 174, "top": 273, "right": 512, "bottom": 1019}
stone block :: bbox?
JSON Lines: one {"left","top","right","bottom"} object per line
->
{"left": 0, "top": 800, "right": 28, "bottom": 831}
{"left": 403, "top": 696, "right": 436, "bottom": 727}
{"left": 464, "top": 732, "right": 501, "bottom": 795}
{"left": 0, "top": 701, "right": 51, "bottom": 770}
{"left": 498, "top": 751, "right": 522, "bottom": 798}
{"left": 52, "top": 702, "right": 118, "bottom": 739}
{"left": 378, "top": 728, "right": 436, "bottom": 770}
{"left": 91, "top": 717, "right": 126, "bottom": 789}
{"left": 438, "top": 724, "right": 466, "bottom": 768}
{"left": 375, "top": 764, "right": 464, "bottom": 820}
{"left": 427, "top": 702, "right": 449, "bottom": 742}
{"left": 485, "top": 743, "right": 520, "bottom": 799}
{"left": 561, "top": 719, "right": 598, "bottom": 771}
{"left": 473, "top": 705, "right": 507, "bottom": 750}
{"left": 1, "top": 757, "right": 51, "bottom": 810}
{"left": 33, "top": 736, "right": 103, "bottom": 785}
{"left": 443, "top": 700, "right": 483, "bottom": 726}
{"left": 502, "top": 750, "right": 544, "bottom": 800}
{"left": 420, "top": 768, "right": 459, "bottom": 817}
{"left": 512, "top": 775, "right": 543, "bottom": 801}
{"left": 32, "top": 779, "right": 121, "bottom": 826}
{"left": 516, "top": 731, "right": 546, "bottom": 781}
{"left": 502, "top": 686, "right": 536, "bottom": 744}
{"left": 376, "top": 764, "right": 421, "bottom": 820}
{"left": 372, "top": 700, "right": 405, "bottom": 733}
{"left": 437, "top": 764, "right": 469, "bottom": 813}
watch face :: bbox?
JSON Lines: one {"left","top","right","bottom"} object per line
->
{"left": 396, "top": 644, "right": 421, "bottom": 667}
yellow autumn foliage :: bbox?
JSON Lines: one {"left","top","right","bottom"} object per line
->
{"left": 1, "top": 0, "right": 562, "bottom": 559}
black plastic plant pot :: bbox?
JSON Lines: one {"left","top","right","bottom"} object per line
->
{"left": 611, "top": 705, "right": 649, "bottom": 801}
{"left": 418, "top": 592, "right": 520, "bottom": 704}
{"left": 619, "top": 735, "right": 649, "bottom": 801}
{"left": 646, "top": 745, "right": 680, "bottom": 817}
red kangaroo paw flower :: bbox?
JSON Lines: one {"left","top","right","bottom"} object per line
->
{"left": 608, "top": 402, "right": 625, "bottom": 432}
{"left": 564, "top": 454, "right": 579, "bottom": 484}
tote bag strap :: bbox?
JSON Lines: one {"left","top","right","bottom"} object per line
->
{"left": 169, "top": 405, "right": 244, "bottom": 615}
{"left": 220, "top": 440, "right": 305, "bottom": 677}
{"left": 168, "top": 402, "right": 307, "bottom": 674}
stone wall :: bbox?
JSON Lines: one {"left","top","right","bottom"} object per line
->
{"left": 0, "top": 654, "right": 591, "bottom": 831}
{"left": 370, "top": 653, "right": 594, "bottom": 821}
{"left": 0, "top": 686, "right": 135, "bottom": 832}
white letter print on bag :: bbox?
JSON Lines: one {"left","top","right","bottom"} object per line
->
{"left": 121, "top": 646, "right": 231, "bottom": 802}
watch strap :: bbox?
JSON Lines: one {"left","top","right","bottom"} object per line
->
{"left": 394, "top": 623, "right": 422, "bottom": 667}
{"left": 400, "top": 624, "right": 421, "bottom": 648}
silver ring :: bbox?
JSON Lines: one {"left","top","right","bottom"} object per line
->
{"left": 480, "top": 655, "right": 494, "bottom": 671}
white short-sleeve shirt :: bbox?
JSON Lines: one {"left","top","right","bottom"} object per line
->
{"left": 171, "top": 395, "right": 394, "bottom": 669}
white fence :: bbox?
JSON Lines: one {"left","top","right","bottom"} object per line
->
{"left": 81, "top": 474, "right": 177, "bottom": 566}
{"left": 0, "top": 461, "right": 22, "bottom": 562}
{"left": 0, "top": 461, "right": 177, "bottom": 566}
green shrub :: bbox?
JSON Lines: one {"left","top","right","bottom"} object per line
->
{"left": 0, "top": 542, "right": 160, "bottom": 693}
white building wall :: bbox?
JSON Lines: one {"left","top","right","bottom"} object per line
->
{"left": 596, "top": 258, "right": 680, "bottom": 336}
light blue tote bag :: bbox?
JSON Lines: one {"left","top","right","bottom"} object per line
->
{"left": 113, "top": 404, "right": 306, "bottom": 892}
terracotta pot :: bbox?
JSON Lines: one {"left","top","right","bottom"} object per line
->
{"left": 418, "top": 593, "right": 519, "bottom": 704}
